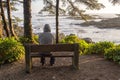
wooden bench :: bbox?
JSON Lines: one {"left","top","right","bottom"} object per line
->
{"left": 24, "top": 43, "right": 79, "bottom": 73}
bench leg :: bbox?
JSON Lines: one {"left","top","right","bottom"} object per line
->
{"left": 73, "top": 55, "right": 79, "bottom": 70}
{"left": 25, "top": 56, "right": 32, "bottom": 73}
{"left": 72, "top": 57, "right": 74, "bottom": 66}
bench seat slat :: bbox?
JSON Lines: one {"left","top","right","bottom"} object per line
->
{"left": 31, "top": 53, "right": 73, "bottom": 57}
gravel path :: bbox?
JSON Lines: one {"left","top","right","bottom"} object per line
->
{"left": 0, "top": 54, "right": 120, "bottom": 80}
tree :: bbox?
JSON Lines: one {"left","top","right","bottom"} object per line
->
{"left": 0, "top": 19, "right": 2, "bottom": 38}
{"left": 6, "top": 0, "right": 18, "bottom": 39}
{"left": 40, "top": 0, "right": 105, "bottom": 18}
{"left": 40, "top": 0, "right": 105, "bottom": 43}
{"left": 0, "top": 0, "right": 21, "bottom": 38}
{"left": 0, "top": 0, "right": 10, "bottom": 37}
{"left": 23, "top": 0, "right": 33, "bottom": 42}
{"left": 109, "top": 0, "right": 120, "bottom": 5}
{"left": 56, "top": 0, "right": 59, "bottom": 43}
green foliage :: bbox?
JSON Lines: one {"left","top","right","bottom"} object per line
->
{"left": 60, "top": 35, "right": 120, "bottom": 64}
{"left": 19, "top": 35, "right": 39, "bottom": 44}
{"left": 19, "top": 36, "right": 30, "bottom": 44}
{"left": 33, "top": 35, "right": 39, "bottom": 43}
{"left": 41, "top": 0, "right": 105, "bottom": 19}
{"left": 60, "top": 34, "right": 80, "bottom": 44}
{"left": 60, "top": 34, "right": 89, "bottom": 55}
{"left": 0, "top": 37, "right": 24, "bottom": 64}
{"left": 104, "top": 47, "right": 116, "bottom": 60}
{"left": 85, "top": 41, "right": 115, "bottom": 55}
{"left": 13, "top": 16, "right": 23, "bottom": 24}
{"left": 78, "top": 40, "right": 89, "bottom": 55}
{"left": 104, "top": 46, "right": 120, "bottom": 64}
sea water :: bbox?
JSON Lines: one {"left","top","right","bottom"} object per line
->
{"left": 14, "top": 13, "right": 120, "bottom": 44}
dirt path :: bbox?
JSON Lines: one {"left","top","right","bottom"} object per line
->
{"left": 0, "top": 54, "right": 120, "bottom": 80}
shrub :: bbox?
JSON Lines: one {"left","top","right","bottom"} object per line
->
{"left": 19, "top": 35, "right": 39, "bottom": 44}
{"left": 33, "top": 35, "right": 39, "bottom": 43}
{"left": 85, "top": 41, "right": 115, "bottom": 55}
{"left": 78, "top": 40, "right": 89, "bottom": 55}
{"left": 0, "top": 38, "right": 25, "bottom": 64}
{"left": 19, "top": 36, "right": 30, "bottom": 43}
{"left": 60, "top": 34, "right": 89, "bottom": 55}
{"left": 104, "top": 46, "right": 120, "bottom": 64}
{"left": 60, "top": 34, "right": 80, "bottom": 44}
{"left": 104, "top": 47, "right": 116, "bottom": 60}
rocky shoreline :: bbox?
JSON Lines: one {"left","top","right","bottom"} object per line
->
{"left": 80, "top": 17, "right": 120, "bottom": 29}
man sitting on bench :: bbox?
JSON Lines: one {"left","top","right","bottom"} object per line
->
{"left": 38, "top": 24, "right": 55, "bottom": 66}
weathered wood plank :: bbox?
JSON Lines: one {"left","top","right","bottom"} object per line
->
{"left": 24, "top": 43, "right": 79, "bottom": 73}
{"left": 24, "top": 45, "right": 32, "bottom": 73}
{"left": 31, "top": 53, "right": 74, "bottom": 57}
{"left": 73, "top": 43, "right": 79, "bottom": 70}
{"left": 25, "top": 44, "right": 76, "bottom": 52}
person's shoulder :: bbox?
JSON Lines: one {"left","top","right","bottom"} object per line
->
{"left": 39, "top": 32, "right": 53, "bottom": 35}
{"left": 39, "top": 32, "right": 43, "bottom": 35}
{"left": 38, "top": 33, "right": 44, "bottom": 37}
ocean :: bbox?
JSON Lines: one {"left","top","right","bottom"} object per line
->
{"left": 13, "top": 12, "right": 120, "bottom": 44}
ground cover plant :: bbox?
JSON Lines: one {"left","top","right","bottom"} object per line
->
{"left": 1, "top": 34, "right": 120, "bottom": 65}
{"left": 104, "top": 45, "right": 120, "bottom": 64}
{"left": 60, "top": 34, "right": 89, "bottom": 55}
{"left": 85, "top": 41, "right": 115, "bottom": 55}
{"left": 0, "top": 37, "right": 24, "bottom": 65}
{"left": 60, "top": 34, "right": 120, "bottom": 64}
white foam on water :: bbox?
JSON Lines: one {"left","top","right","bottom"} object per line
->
{"left": 13, "top": 13, "right": 120, "bottom": 44}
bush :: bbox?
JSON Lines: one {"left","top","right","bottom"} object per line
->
{"left": 19, "top": 35, "right": 39, "bottom": 44}
{"left": 60, "top": 35, "right": 120, "bottom": 64}
{"left": 19, "top": 36, "right": 30, "bottom": 43}
{"left": 0, "top": 38, "right": 25, "bottom": 64}
{"left": 85, "top": 41, "right": 115, "bottom": 55}
{"left": 104, "top": 47, "right": 116, "bottom": 60}
{"left": 60, "top": 34, "right": 80, "bottom": 44}
{"left": 60, "top": 34, "right": 89, "bottom": 55}
{"left": 104, "top": 46, "right": 120, "bottom": 64}
{"left": 33, "top": 35, "right": 39, "bottom": 43}
{"left": 78, "top": 40, "right": 89, "bottom": 55}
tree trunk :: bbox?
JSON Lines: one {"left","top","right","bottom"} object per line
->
{"left": 6, "top": 0, "right": 18, "bottom": 39}
{"left": 0, "top": 0, "right": 10, "bottom": 37}
{"left": 0, "top": 20, "right": 3, "bottom": 38}
{"left": 56, "top": 0, "right": 59, "bottom": 43}
{"left": 23, "top": 0, "right": 33, "bottom": 42}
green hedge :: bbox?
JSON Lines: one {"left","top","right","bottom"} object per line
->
{"left": 60, "top": 34, "right": 89, "bottom": 55}
{"left": 19, "top": 35, "right": 39, "bottom": 44}
{"left": 2, "top": 35, "right": 120, "bottom": 65}
{"left": 0, "top": 38, "right": 25, "bottom": 64}
{"left": 104, "top": 46, "right": 120, "bottom": 64}
{"left": 61, "top": 34, "right": 120, "bottom": 64}
{"left": 85, "top": 41, "right": 115, "bottom": 55}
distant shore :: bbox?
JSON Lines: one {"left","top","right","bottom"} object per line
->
{"left": 79, "top": 16, "right": 120, "bottom": 29}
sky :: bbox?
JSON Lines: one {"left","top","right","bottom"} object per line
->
{"left": 16, "top": 0, "right": 120, "bottom": 14}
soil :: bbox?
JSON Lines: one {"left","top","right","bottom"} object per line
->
{"left": 0, "top": 54, "right": 120, "bottom": 80}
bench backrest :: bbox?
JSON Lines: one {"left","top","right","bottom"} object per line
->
{"left": 24, "top": 43, "right": 79, "bottom": 53}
